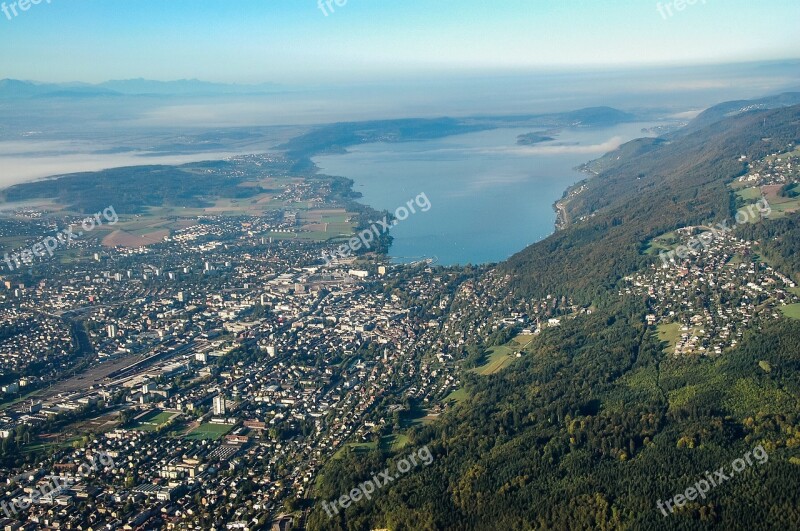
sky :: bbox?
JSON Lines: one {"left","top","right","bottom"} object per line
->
{"left": 0, "top": 0, "right": 798, "bottom": 84}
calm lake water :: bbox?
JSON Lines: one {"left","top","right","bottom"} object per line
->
{"left": 314, "top": 123, "right": 663, "bottom": 265}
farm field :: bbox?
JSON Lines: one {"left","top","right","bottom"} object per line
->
{"left": 733, "top": 184, "right": 800, "bottom": 220}
{"left": 101, "top": 201, "right": 357, "bottom": 248}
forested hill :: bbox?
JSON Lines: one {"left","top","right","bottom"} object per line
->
{"left": 679, "top": 92, "right": 800, "bottom": 134}
{"left": 500, "top": 104, "right": 800, "bottom": 302}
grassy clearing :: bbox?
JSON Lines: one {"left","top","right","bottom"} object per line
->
{"left": 780, "top": 303, "right": 800, "bottom": 320}
{"left": 727, "top": 254, "right": 744, "bottom": 265}
{"left": 472, "top": 345, "right": 517, "bottom": 375}
{"left": 445, "top": 387, "right": 468, "bottom": 404}
{"left": 399, "top": 406, "right": 429, "bottom": 429}
{"left": 164, "top": 419, "right": 193, "bottom": 438}
{"left": 381, "top": 434, "right": 410, "bottom": 452}
{"left": 656, "top": 322, "right": 682, "bottom": 353}
{"left": 509, "top": 334, "right": 535, "bottom": 350}
{"left": 139, "top": 410, "right": 175, "bottom": 424}
{"left": 767, "top": 199, "right": 800, "bottom": 218}
{"left": 470, "top": 334, "right": 535, "bottom": 377}
{"left": 643, "top": 231, "right": 679, "bottom": 255}
{"left": 332, "top": 441, "right": 378, "bottom": 460}
{"left": 22, "top": 435, "right": 83, "bottom": 454}
{"left": 736, "top": 187, "right": 763, "bottom": 201}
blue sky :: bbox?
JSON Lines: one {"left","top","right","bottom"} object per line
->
{"left": 1, "top": 0, "right": 798, "bottom": 83}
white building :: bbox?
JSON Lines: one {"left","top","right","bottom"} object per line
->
{"left": 213, "top": 395, "right": 226, "bottom": 416}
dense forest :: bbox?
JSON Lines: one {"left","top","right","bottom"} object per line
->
{"left": 310, "top": 304, "right": 800, "bottom": 530}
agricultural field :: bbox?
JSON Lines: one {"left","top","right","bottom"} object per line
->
{"left": 760, "top": 184, "right": 800, "bottom": 218}
{"left": 733, "top": 184, "right": 800, "bottom": 220}
{"left": 103, "top": 202, "right": 356, "bottom": 248}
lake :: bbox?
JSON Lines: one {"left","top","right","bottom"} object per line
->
{"left": 314, "top": 123, "right": 664, "bottom": 265}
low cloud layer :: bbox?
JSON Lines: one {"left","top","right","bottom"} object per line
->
{"left": 0, "top": 145, "right": 244, "bottom": 189}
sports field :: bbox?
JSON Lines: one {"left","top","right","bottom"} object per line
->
{"left": 132, "top": 410, "right": 179, "bottom": 432}
{"left": 184, "top": 422, "right": 233, "bottom": 440}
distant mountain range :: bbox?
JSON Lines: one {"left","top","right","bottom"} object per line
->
{"left": 0, "top": 78, "right": 283, "bottom": 98}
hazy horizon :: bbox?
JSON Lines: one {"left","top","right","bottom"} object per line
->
{"left": 2, "top": 0, "right": 799, "bottom": 84}
{"left": 2, "top": 59, "right": 799, "bottom": 189}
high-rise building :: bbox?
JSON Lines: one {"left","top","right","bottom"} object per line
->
{"left": 213, "top": 395, "right": 226, "bottom": 416}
